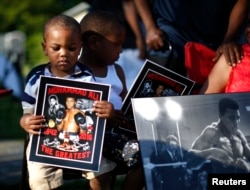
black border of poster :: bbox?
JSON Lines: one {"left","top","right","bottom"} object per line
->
{"left": 29, "top": 76, "right": 110, "bottom": 171}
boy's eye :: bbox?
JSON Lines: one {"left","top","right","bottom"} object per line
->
{"left": 51, "top": 46, "right": 77, "bottom": 51}
{"left": 52, "top": 46, "right": 60, "bottom": 51}
{"left": 68, "top": 47, "right": 77, "bottom": 51}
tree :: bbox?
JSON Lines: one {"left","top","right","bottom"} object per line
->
{"left": 0, "top": 0, "right": 83, "bottom": 76}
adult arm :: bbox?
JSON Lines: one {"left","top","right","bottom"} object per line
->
{"left": 134, "top": 0, "right": 164, "bottom": 50}
{"left": 122, "top": 0, "right": 146, "bottom": 59}
{"left": 200, "top": 54, "right": 232, "bottom": 94}
{"left": 213, "top": 0, "right": 248, "bottom": 65}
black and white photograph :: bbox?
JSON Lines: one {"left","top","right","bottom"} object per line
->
{"left": 132, "top": 92, "right": 250, "bottom": 190}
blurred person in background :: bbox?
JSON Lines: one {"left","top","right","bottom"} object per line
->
{"left": 0, "top": 53, "right": 23, "bottom": 99}
{"left": 134, "top": 0, "right": 249, "bottom": 76}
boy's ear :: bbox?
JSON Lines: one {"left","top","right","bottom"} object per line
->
{"left": 41, "top": 42, "right": 48, "bottom": 56}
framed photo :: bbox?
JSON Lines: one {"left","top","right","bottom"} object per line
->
{"left": 120, "top": 59, "right": 195, "bottom": 134}
{"left": 132, "top": 92, "right": 250, "bottom": 190}
{"left": 29, "top": 76, "right": 110, "bottom": 172}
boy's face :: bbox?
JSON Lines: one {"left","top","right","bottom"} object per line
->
{"left": 97, "top": 27, "right": 125, "bottom": 65}
{"left": 42, "top": 26, "right": 82, "bottom": 77}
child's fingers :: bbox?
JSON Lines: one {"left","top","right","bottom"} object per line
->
{"left": 23, "top": 115, "right": 45, "bottom": 134}
{"left": 27, "top": 124, "right": 43, "bottom": 134}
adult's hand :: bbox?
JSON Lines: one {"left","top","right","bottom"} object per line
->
{"left": 212, "top": 42, "right": 243, "bottom": 66}
{"left": 146, "top": 27, "right": 164, "bottom": 50}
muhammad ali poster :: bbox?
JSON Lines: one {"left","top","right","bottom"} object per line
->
{"left": 120, "top": 59, "right": 194, "bottom": 134}
{"left": 29, "top": 76, "right": 110, "bottom": 171}
{"left": 132, "top": 93, "right": 250, "bottom": 190}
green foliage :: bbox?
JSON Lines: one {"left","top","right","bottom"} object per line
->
{"left": 0, "top": 0, "right": 83, "bottom": 32}
{"left": 23, "top": 32, "right": 47, "bottom": 76}
{"left": 0, "top": 0, "right": 84, "bottom": 76}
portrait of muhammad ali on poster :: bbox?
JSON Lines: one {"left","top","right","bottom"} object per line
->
{"left": 29, "top": 76, "right": 110, "bottom": 172}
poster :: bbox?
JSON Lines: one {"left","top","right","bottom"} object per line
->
{"left": 120, "top": 59, "right": 194, "bottom": 134}
{"left": 29, "top": 76, "right": 110, "bottom": 171}
{"left": 132, "top": 93, "right": 250, "bottom": 190}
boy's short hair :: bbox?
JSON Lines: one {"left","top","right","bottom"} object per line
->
{"left": 43, "top": 14, "right": 81, "bottom": 41}
{"left": 80, "top": 10, "right": 123, "bottom": 41}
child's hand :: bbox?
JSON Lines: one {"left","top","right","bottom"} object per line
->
{"left": 20, "top": 114, "right": 46, "bottom": 134}
{"left": 92, "top": 101, "right": 115, "bottom": 119}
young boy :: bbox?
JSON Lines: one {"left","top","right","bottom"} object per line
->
{"left": 20, "top": 14, "right": 116, "bottom": 190}
{"left": 78, "top": 10, "right": 145, "bottom": 190}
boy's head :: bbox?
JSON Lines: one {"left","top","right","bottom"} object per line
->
{"left": 79, "top": 10, "right": 125, "bottom": 65}
{"left": 42, "top": 15, "right": 82, "bottom": 77}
